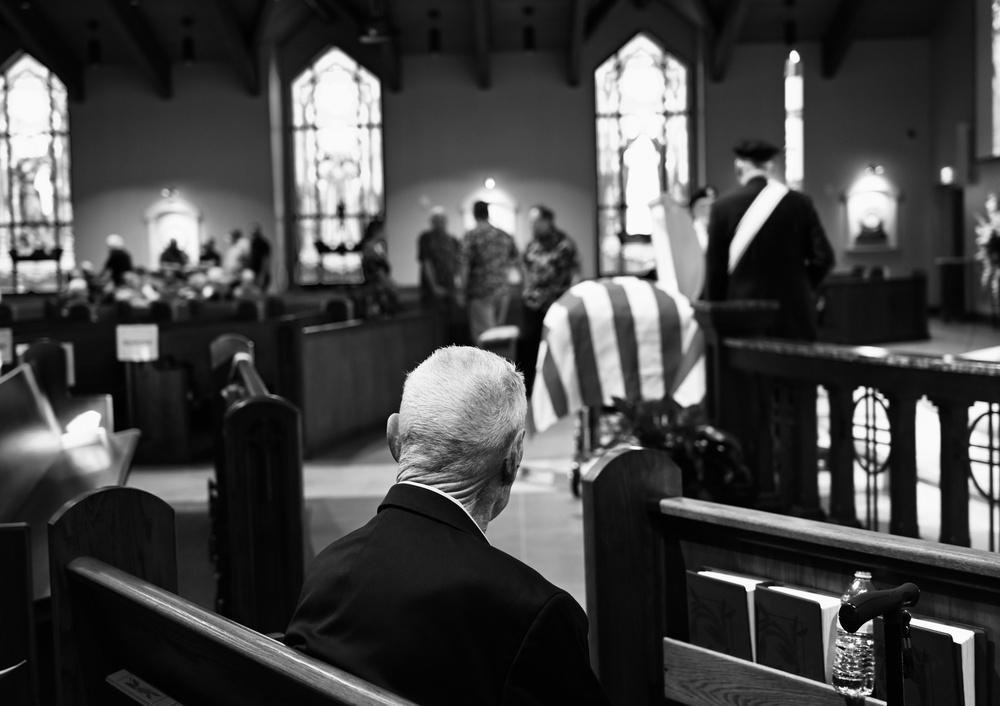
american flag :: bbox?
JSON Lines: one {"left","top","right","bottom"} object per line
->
{"left": 531, "top": 277, "right": 704, "bottom": 432}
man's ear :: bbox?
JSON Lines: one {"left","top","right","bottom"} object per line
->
{"left": 386, "top": 413, "right": 401, "bottom": 462}
{"left": 501, "top": 429, "right": 526, "bottom": 486}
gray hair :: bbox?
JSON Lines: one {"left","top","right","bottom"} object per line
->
{"left": 396, "top": 346, "right": 526, "bottom": 497}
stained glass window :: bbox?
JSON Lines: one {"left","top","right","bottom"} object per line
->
{"left": 785, "top": 50, "right": 804, "bottom": 191}
{"left": 291, "top": 48, "right": 383, "bottom": 285}
{"left": 595, "top": 34, "right": 689, "bottom": 276}
{"left": 0, "top": 54, "right": 74, "bottom": 293}
{"left": 993, "top": 0, "right": 1000, "bottom": 155}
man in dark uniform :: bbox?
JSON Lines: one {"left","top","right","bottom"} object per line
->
{"left": 705, "top": 139, "right": 835, "bottom": 340}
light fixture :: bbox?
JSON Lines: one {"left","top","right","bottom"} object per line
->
{"left": 484, "top": 178, "right": 496, "bottom": 189}
{"left": 181, "top": 16, "right": 195, "bottom": 66}
{"left": 940, "top": 166, "right": 955, "bottom": 185}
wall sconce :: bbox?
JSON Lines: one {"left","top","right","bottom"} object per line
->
{"left": 181, "top": 16, "right": 195, "bottom": 66}
{"left": 484, "top": 178, "right": 496, "bottom": 189}
{"left": 845, "top": 165, "right": 899, "bottom": 252}
{"left": 939, "top": 166, "right": 955, "bottom": 185}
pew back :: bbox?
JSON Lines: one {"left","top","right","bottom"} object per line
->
{"left": 49, "top": 487, "right": 415, "bottom": 706}
{"left": 583, "top": 446, "right": 1000, "bottom": 706}
{"left": 209, "top": 334, "right": 305, "bottom": 634}
{"left": 0, "top": 522, "right": 36, "bottom": 706}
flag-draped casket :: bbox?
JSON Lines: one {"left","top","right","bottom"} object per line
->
{"left": 531, "top": 276, "right": 705, "bottom": 433}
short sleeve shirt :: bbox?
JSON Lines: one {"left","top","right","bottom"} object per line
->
{"left": 522, "top": 229, "right": 580, "bottom": 310}
{"left": 462, "top": 223, "right": 519, "bottom": 300}
{"left": 417, "top": 229, "right": 461, "bottom": 298}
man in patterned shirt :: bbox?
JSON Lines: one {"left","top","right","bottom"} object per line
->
{"left": 519, "top": 205, "right": 580, "bottom": 396}
{"left": 460, "top": 201, "right": 520, "bottom": 344}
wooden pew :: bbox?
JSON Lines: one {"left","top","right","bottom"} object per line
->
{"left": 209, "top": 334, "right": 304, "bottom": 634}
{"left": 0, "top": 522, "right": 37, "bottom": 706}
{"left": 583, "top": 446, "right": 1000, "bottom": 706}
{"left": 49, "top": 486, "right": 415, "bottom": 706}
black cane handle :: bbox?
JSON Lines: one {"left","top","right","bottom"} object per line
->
{"left": 839, "top": 582, "right": 920, "bottom": 633}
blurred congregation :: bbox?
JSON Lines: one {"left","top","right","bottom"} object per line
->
{"left": 6, "top": 0, "right": 1000, "bottom": 705}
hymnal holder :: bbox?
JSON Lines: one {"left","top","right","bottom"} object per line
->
{"left": 839, "top": 582, "right": 920, "bottom": 706}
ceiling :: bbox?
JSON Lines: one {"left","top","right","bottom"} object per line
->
{"left": 0, "top": 0, "right": 949, "bottom": 100}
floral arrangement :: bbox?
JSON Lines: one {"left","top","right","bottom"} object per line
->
{"left": 975, "top": 192, "right": 1000, "bottom": 302}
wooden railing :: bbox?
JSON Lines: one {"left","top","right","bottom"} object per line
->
{"left": 209, "top": 334, "right": 304, "bottom": 634}
{"left": 696, "top": 302, "right": 1000, "bottom": 551}
{"left": 582, "top": 446, "right": 1000, "bottom": 706}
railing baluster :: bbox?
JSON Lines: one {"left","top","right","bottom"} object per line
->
{"left": 790, "top": 382, "right": 822, "bottom": 518}
{"left": 826, "top": 384, "right": 859, "bottom": 526}
{"left": 933, "top": 397, "right": 971, "bottom": 547}
{"left": 886, "top": 392, "right": 919, "bottom": 538}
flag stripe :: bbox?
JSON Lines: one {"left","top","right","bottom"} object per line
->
{"left": 538, "top": 338, "right": 568, "bottom": 421}
{"left": 651, "top": 285, "right": 683, "bottom": 392}
{"left": 575, "top": 281, "right": 625, "bottom": 406}
{"left": 603, "top": 281, "right": 642, "bottom": 403}
{"left": 543, "top": 302, "right": 583, "bottom": 414}
{"left": 561, "top": 291, "right": 604, "bottom": 407}
{"left": 619, "top": 276, "right": 666, "bottom": 401}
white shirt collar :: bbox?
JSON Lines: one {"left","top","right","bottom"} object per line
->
{"left": 396, "top": 480, "right": 490, "bottom": 544}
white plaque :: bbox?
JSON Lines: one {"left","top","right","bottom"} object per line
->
{"left": 116, "top": 324, "right": 159, "bottom": 362}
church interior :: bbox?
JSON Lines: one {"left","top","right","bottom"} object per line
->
{"left": 4, "top": 0, "right": 1000, "bottom": 704}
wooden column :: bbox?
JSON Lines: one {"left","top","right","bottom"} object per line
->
{"left": 886, "top": 392, "right": 919, "bottom": 538}
{"left": 934, "top": 398, "right": 972, "bottom": 547}
{"left": 826, "top": 384, "right": 860, "bottom": 527}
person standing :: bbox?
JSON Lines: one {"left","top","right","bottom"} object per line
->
{"left": 248, "top": 223, "right": 272, "bottom": 290}
{"left": 519, "top": 205, "right": 580, "bottom": 396}
{"left": 418, "top": 206, "right": 461, "bottom": 305}
{"left": 705, "top": 139, "right": 835, "bottom": 340}
{"left": 99, "top": 234, "right": 133, "bottom": 288}
{"left": 460, "top": 201, "right": 520, "bottom": 344}
{"left": 418, "top": 206, "right": 465, "bottom": 342}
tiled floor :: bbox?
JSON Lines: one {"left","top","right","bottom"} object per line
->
{"left": 128, "top": 317, "right": 1000, "bottom": 612}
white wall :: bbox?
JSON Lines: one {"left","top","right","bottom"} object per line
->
{"left": 69, "top": 64, "right": 274, "bottom": 270}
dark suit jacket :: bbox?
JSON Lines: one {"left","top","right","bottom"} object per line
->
{"left": 284, "top": 483, "right": 612, "bottom": 706}
{"left": 705, "top": 176, "right": 835, "bottom": 340}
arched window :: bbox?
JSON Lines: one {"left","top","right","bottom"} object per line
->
{"left": 784, "top": 50, "right": 804, "bottom": 190}
{"left": 0, "top": 54, "right": 74, "bottom": 293}
{"left": 291, "top": 47, "right": 383, "bottom": 285}
{"left": 595, "top": 34, "right": 690, "bottom": 276}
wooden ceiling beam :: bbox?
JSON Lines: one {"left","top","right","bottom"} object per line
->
{"left": 566, "top": 0, "right": 587, "bottom": 87}
{"left": 0, "top": 0, "right": 84, "bottom": 101}
{"left": 106, "top": 0, "right": 172, "bottom": 99}
{"left": 471, "top": 0, "right": 491, "bottom": 90}
{"left": 821, "top": 0, "right": 865, "bottom": 78}
{"left": 661, "top": 0, "right": 712, "bottom": 29}
{"left": 207, "top": 0, "right": 260, "bottom": 96}
{"left": 710, "top": 0, "right": 752, "bottom": 82}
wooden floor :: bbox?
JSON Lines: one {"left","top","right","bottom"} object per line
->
{"left": 127, "top": 317, "right": 1000, "bottom": 613}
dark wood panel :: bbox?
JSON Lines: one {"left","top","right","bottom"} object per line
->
{"left": 817, "top": 275, "right": 928, "bottom": 344}
{"left": 296, "top": 311, "right": 446, "bottom": 456}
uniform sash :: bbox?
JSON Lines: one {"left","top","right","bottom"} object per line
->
{"left": 728, "top": 180, "right": 790, "bottom": 274}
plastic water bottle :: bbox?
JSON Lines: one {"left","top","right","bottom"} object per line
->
{"left": 832, "top": 570, "right": 876, "bottom": 698}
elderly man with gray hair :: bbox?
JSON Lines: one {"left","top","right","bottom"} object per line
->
{"left": 285, "top": 346, "right": 612, "bottom": 706}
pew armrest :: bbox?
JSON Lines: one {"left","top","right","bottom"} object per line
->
{"left": 662, "top": 639, "right": 885, "bottom": 706}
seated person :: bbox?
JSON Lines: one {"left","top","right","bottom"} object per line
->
{"left": 199, "top": 236, "right": 222, "bottom": 267}
{"left": 284, "top": 346, "right": 612, "bottom": 706}
{"left": 232, "top": 268, "right": 263, "bottom": 300}
{"left": 159, "top": 238, "right": 189, "bottom": 271}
